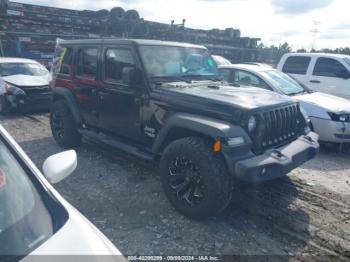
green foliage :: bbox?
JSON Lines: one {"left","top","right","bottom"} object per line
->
{"left": 316, "top": 47, "right": 350, "bottom": 55}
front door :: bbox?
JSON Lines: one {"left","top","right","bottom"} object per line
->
{"left": 98, "top": 46, "right": 143, "bottom": 142}
{"left": 308, "top": 57, "right": 350, "bottom": 99}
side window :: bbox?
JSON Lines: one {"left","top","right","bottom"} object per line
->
{"left": 104, "top": 48, "right": 136, "bottom": 84}
{"left": 313, "top": 57, "right": 349, "bottom": 78}
{"left": 234, "top": 70, "right": 269, "bottom": 89}
{"left": 219, "top": 69, "right": 232, "bottom": 82}
{"left": 77, "top": 47, "right": 98, "bottom": 78}
{"left": 282, "top": 56, "right": 311, "bottom": 75}
{"left": 59, "top": 47, "right": 73, "bottom": 75}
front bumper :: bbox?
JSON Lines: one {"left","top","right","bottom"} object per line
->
{"left": 227, "top": 132, "right": 319, "bottom": 183}
{"left": 3, "top": 92, "right": 51, "bottom": 111}
{"left": 311, "top": 117, "right": 350, "bottom": 143}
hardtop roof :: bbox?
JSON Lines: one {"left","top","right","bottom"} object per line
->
{"left": 59, "top": 38, "right": 206, "bottom": 49}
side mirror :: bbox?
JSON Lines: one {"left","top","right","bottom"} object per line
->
{"left": 122, "top": 66, "right": 142, "bottom": 86}
{"left": 336, "top": 70, "right": 350, "bottom": 79}
{"left": 344, "top": 73, "right": 350, "bottom": 80}
{"left": 42, "top": 150, "right": 77, "bottom": 184}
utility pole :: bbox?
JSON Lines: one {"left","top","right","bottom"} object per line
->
{"left": 0, "top": 35, "right": 4, "bottom": 57}
{"left": 310, "top": 21, "right": 320, "bottom": 51}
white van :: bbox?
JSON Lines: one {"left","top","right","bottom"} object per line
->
{"left": 277, "top": 53, "right": 350, "bottom": 100}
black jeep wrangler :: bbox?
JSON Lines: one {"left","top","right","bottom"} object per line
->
{"left": 50, "top": 39, "right": 319, "bottom": 219}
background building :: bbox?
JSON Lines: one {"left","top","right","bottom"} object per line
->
{"left": 0, "top": 0, "right": 263, "bottom": 66}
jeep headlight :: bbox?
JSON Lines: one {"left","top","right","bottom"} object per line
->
{"left": 328, "top": 112, "right": 350, "bottom": 122}
{"left": 248, "top": 116, "right": 257, "bottom": 133}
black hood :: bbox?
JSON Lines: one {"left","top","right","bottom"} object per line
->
{"left": 158, "top": 82, "right": 295, "bottom": 112}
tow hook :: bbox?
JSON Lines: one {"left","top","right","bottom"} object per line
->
{"left": 304, "top": 135, "right": 314, "bottom": 143}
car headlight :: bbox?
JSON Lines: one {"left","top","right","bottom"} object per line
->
{"left": 4, "top": 83, "right": 26, "bottom": 96}
{"left": 339, "top": 115, "right": 348, "bottom": 122}
{"left": 328, "top": 112, "right": 350, "bottom": 122}
{"left": 248, "top": 116, "right": 257, "bottom": 133}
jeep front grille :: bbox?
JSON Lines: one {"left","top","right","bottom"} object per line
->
{"left": 252, "top": 104, "right": 302, "bottom": 154}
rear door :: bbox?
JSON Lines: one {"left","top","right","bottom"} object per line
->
{"left": 73, "top": 46, "right": 100, "bottom": 127}
{"left": 309, "top": 57, "right": 350, "bottom": 99}
{"left": 98, "top": 45, "right": 144, "bottom": 142}
{"left": 280, "top": 55, "right": 311, "bottom": 88}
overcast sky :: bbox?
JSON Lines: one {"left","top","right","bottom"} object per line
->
{"left": 17, "top": 0, "right": 350, "bottom": 50}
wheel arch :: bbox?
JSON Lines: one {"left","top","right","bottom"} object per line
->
{"left": 152, "top": 113, "right": 251, "bottom": 154}
{"left": 51, "top": 87, "right": 83, "bottom": 126}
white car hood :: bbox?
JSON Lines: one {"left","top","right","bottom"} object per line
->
{"left": 25, "top": 204, "right": 122, "bottom": 258}
{"left": 3, "top": 74, "right": 49, "bottom": 87}
{"left": 295, "top": 92, "right": 350, "bottom": 114}
{"left": 0, "top": 126, "right": 123, "bottom": 260}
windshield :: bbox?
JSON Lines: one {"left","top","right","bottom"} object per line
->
{"left": 261, "top": 70, "right": 305, "bottom": 95}
{"left": 139, "top": 45, "right": 219, "bottom": 82}
{"left": 343, "top": 58, "right": 350, "bottom": 67}
{"left": 0, "top": 139, "right": 53, "bottom": 255}
{"left": 0, "top": 63, "right": 49, "bottom": 77}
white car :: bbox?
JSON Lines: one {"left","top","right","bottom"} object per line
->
{"left": 212, "top": 55, "right": 231, "bottom": 66}
{"left": 0, "top": 58, "right": 52, "bottom": 113}
{"left": 277, "top": 53, "right": 350, "bottom": 100}
{"left": 0, "top": 125, "right": 122, "bottom": 258}
{"left": 219, "top": 64, "right": 350, "bottom": 144}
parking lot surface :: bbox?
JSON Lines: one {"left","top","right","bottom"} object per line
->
{"left": 1, "top": 113, "right": 350, "bottom": 259}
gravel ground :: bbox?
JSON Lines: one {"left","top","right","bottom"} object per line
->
{"left": 1, "top": 112, "right": 350, "bottom": 260}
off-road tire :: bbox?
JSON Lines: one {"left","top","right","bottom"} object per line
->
{"left": 50, "top": 100, "right": 82, "bottom": 148}
{"left": 160, "top": 137, "right": 232, "bottom": 220}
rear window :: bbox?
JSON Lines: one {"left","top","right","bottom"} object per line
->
{"left": 282, "top": 56, "right": 311, "bottom": 75}
{"left": 77, "top": 47, "right": 98, "bottom": 78}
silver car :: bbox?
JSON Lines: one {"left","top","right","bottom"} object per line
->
{"left": 219, "top": 64, "right": 350, "bottom": 144}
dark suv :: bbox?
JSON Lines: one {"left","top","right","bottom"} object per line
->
{"left": 50, "top": 39, "right": 319, "bottom": 219}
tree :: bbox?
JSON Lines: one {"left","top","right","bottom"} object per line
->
{"left": 296, "top": 48, "right": 307, "bottom": 53}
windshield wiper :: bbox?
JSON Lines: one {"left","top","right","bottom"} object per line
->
{"left": 289, "top": 90, "right": 307, "bottom": 96}
{"left": 151, "top": 76, "right": 193, "bottom": 84}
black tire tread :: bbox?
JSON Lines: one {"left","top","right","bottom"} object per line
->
{"left": 50, "top": 100, "right": 82, "bottom": 148}
{"left": 160, "top": 136, "right": 232, "bottom": 220}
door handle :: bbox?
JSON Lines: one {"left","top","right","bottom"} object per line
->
{"left": 98, "top": 91, "right": 110, "bottom": 100}
{"left": 99, "top": 91, "right": 109, "bottom": 96}
{"left": 310, "top": 80, "right": 321, "bottom": 84}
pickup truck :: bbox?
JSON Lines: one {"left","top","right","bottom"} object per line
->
{"left": 277, "top": 53, "right": 350, "bottom": 100}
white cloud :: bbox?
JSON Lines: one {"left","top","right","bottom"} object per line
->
{"left": 15, "top": 0, "right": 350, "bottom": 50}
{"left": 272, "top": 0, "right": 332, "bottom": 15}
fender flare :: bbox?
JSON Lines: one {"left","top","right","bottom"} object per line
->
{"left": 52, "top": 87, "right": 83, "bottom": 126}
{"left": 152, "top": 113, "right": 251, "bottom": 154}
